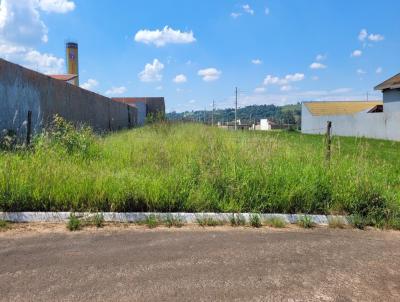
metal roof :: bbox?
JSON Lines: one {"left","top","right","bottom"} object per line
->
{"left": 374, "top": 73, "right": 400, "bottom": 90}
{"left": 304, "top": 101, "right": 383, "bottom": 116}
{"left": 48, "top": 74, "right": 77, "bottom": 81}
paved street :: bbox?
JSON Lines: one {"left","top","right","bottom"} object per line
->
{"left": 1, "top": 226, "right": 400, "bottom": 301}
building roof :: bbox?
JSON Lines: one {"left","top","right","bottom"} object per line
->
{"left": 304, "top": 101, "right": 383, "bottom": 116}
{"left": 48, "top": 74, "right": 77, "bottom": 81}
{"left": 112, "top": 97, "right": 163, "bottom": 103}
{"left": 374, "top": 73, "right": 400, "bottom": 90}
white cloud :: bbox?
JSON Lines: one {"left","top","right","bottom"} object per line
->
{"left": 0, "top": 0, "right": 48, "bottom": 44}
{"left": 368, "top": 33, "right": 384, "bottom": 42}
{"left": 173, "top": 74, "right": 187, "bottom": 83}
{"left": 251, "top": 59, "right": 262, "bottom": 65}
{"left": 376, "top": 67, "right": 382, "bottom": 74}
{"left": 138, "top": 59, "right": 164, "bottom": 82}
{"left": 105, "top": 86, "right": 127, "bottom": 96}
{"left": 134, "top": 26, "right": 196, "bottom": 47}
{"left": 198, "top": 68, "right": 221, "bottom": 82}
{"left": 0, "top": 0, "right": 74, "bottom": 74}
{"left": 316, "top": 54, "right": 326, "bottom": 61}
{"left": 37, "top": 0, "right": 75, "bottom": 13}
{"left": 357, "top": 69, "right": 366, "bottom": 75}
{"left": 230, "top": 12, "right": 241, "bottom": 18}
{"left": 0, "top": 43, "right": 64, "bottom": 73}
{"left": 242, "top": 4, "right": 254, "bottom": 15}
{"left": 265, "top": 7, "right": 270, "bottom": 15}
{"left": 80, "top": 78, "right": 98, "bottom": 91}
{"left": 254, "top": 87, "right": 265, "bottom": 93}
{"left": 351, "top": 49, "right": 362, "bottom": 57}
{"left": 309, "top": 62, "right": 327, "bottom": 69}
{"left": 311, "top": 76, "right": 319, "bottom": 81}
{"left": 358, "top": 29, "right": 384, "bottom": 42}
{"left": 263, "top": 73, "right": 305, "bottom": 86}
{"left": 280, "top": 85, "right": 292, "bottom": 92}
{"left": 358, "top": 29, "right": 368, "bottom": 41}
{"left": 156, "top": 86, "right": 163, "bottom": 90}
{"left": 189, "top": 99, "right": 196, "bottom": 104}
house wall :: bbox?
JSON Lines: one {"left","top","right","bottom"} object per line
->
{"left": 301, "top": 101, "right": 400, "bottom": 141}
{"left": 0, "top": 59, "right": 137, "bottom": 138}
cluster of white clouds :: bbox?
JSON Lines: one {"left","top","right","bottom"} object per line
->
{"left": 197, "top": 68, "right": 221, "bottom": 82}
{"left": 231, "top": 4, "right": 269, "bottom": 18}
{"left": 173, "top": 74, "right": 187, "bottom": 83}
{"left": 358, "top": 29, "right": 384, "bottom": 43}
{"left": 0, "top": 0, "right": 75, "bottom": 74}
{"left": 134, "top": 26, "right": 196, "bottom": 47}
{"left": 309, "top": 53, "right": 327, "bottom": 70}
{"left": 105, "top": 86, "right": 127, "bottom": 96}
{"left": 251, "top": 59, "right": 262, "bottom": 65}
{"left": 263, "top": 73, "right": 305, "bottom": 90}
{"left": 138, "top": 59, "right": 165, "bottom": 82}
{"left": 351, "top": 28, "right": 384, "bottom": 58}
{"left": 80, "top": 79, "right": 98, "bottom": 91}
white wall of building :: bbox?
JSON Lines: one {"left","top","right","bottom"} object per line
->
{"left": 301, "top": 104, "right": 400, "bottom": 141}
{"left": 260, "top": 119, "right": 271, "bottom": 131}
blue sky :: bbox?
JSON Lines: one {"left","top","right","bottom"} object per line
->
{"left": 1, "top": 0, "right": 399, "bottom": 112}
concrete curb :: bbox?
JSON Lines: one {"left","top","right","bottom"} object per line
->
{"left": 0, "top": 212, "right": 350, "bottom": 225}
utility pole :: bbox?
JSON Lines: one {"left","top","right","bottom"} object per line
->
{"left": 235, "top": 87, "right": 238, "bottom": 130}
{"left": 366, "top": 91, "right": 369, "bottom": 101}
{"left": 212, "top": 100, "right": 215, "bottom": 126}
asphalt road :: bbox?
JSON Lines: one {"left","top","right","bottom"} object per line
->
{"left": 1, "top": 226, "right": 400, "bottom": 302}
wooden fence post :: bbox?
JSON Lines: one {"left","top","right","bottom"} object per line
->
{"left": 127, "top": 105, "right": 132, "bottom": 129}
{"left": 325, "top": 121, "right": 332, "bottom": 162}
{"left": 26, "top": 110, "right": 32, "bottom": 146}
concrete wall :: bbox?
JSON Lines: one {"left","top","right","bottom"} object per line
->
{"left": 301, "top": 102, "right": 400, "bottom": 141}
{"left": 130, "top": 102, "right": 146, "bottom": 126}
{"left": 0, "top": 59, "right": 137, "bottom": 138}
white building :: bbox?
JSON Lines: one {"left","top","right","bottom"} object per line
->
{"left": 301, "top": 73, "right": 400, "bottom": 141}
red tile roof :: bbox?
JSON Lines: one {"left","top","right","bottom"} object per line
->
{"left": 48, "top": 74, "right": 77, "bottom": 81}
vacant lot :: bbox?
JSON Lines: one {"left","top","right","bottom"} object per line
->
{"left": 1, "top": 227, "right": 400, "bottom": 301}
{"left": 1, "top": 121, "right": 400, "bottom": 222}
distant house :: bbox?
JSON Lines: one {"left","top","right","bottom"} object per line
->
{"left": 301, "top": 73, "right": 400, "bottom": 141}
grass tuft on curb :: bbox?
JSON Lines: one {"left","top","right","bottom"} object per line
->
{"left": 297, "top": 215, "right": 315, "bottom": 229}
{"left": 249, "top": 214, "right": 262, "bottom": 228}
{"left": 67, "top": 213, "right": 81, "bottom": 231}
{"left": 265, "top": 217, "right": 286, "bottom": 228}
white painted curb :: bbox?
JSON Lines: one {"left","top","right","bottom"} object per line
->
{"left": 0, "top": 212, "right": 349, "bottom": 225}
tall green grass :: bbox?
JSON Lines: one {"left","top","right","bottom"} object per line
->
{"left": 1, "top": 119, "right": 399, "bottom": 226}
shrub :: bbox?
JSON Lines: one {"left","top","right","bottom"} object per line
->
{"left": 144, "top": 214, "right": 159, "bottom": 228}
{"left": 38, "top": 115, "right": 97, "bottom": 157}
{"left": 0, "top": 130, "right": 17, "bottom": 151}
{"left": 0, "top": 220, "right": 10, "bottom": 230}
{"left": 349, "top": 214, "right": 366, "bottom": 230}
{"left": 67, "top": 213, "right": 81, "bottom": 231}
{"left": 387, "top": 216, "right": 400, "bottom": 230}
{"left": 196, "top": 216, "right": 223, "bottom": 227}
{"left": 250, "top": 214, "right": 262, "bottom": 228}
{"left": 229, "top": 213, "right": 246, "bottom": 226}
{"left": 328, "top": 217, "right": 346, "bottom": 229}
{"left": 265, "top": 217, "right": 286, "bottom": 228}
{"left": 297, "top": 215, "right": 314, "bottom": 228}
{"left": 92, "top": 213, "right": 104, "bottom": 228}
{"left": 164, "top": 214, "right": 184, "bottom": 228}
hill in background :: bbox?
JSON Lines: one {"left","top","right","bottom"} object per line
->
{"left": 167, "top": 103, "right": 301, "bottom": 126}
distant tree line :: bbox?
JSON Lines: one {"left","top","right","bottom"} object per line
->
{"left": 167, "top": 103, "right": 301, "bottom": 126}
